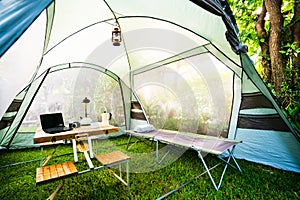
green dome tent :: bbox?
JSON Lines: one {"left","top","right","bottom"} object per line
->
{"left": 0, "top": 0, "right": 299, "bottom": 173}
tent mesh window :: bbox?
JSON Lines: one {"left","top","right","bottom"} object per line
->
{"left": 19, "top": 67, "right": 125, "bottom": 134}
{"left": 134, "top": 53, "right": 233, "bottom": 137}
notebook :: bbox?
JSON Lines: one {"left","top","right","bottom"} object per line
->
{"left": 40, "top": 113, "right": 72, "bottom": 134}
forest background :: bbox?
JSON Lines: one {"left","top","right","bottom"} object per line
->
{"left": 228, "top": 0, "right": 300, "bottom": 133}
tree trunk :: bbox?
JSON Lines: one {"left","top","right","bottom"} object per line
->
{"left": 265, "top": 0, "right": 284, "bottom": 93}
{"left": 255, "top": 1, "right": 271, "bottom": 82}
{"left": 293, "top": 1, "right": 300, "bottom": 81}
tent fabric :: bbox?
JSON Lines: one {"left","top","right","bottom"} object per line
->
{"left": 0, "top": 0, "right": 53, "bottom": 57}
{"left": 0, "top": 0, "right": 299, "bottom": 173}
{"left": 234, "top": 129, "right": 300, "bottom": 173}
{"left": 190, "top": 0, "right": 248, "bottom": 54}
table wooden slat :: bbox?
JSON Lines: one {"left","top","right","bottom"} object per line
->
{"left": 34, "top": 126, "right": 119, "bottom": 144}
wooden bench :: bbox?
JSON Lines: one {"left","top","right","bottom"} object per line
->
{"left": 36, "top": 161, "right": 78, "bottom": 200}
{"left": 36, "top": 151, "right": 130, "bottom": 199}
{"left": 36, "top": 161, "right": 78, "bottom": 186}
{"left": 95, "top": 151, "right": 130, "bottom": 166}
{"left": 95, "top": 151, "right": 130, "bottom": 190}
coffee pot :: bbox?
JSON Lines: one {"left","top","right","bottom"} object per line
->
{"left": 101, "top": 111, "right": 112, "bottom": 126}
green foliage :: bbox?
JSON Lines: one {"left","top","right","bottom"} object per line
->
{"left": 0, "top": 136, "right": 299, "bottom": 199}
{"left": 278, "top": 41, "right": 300, "bottom": 132}
{"left": 163, "top": 118, "right": 179, "bottom": 131}
{"left": 228, "top": 0, "right": 263, "bottom": 57}
{"left": 228, "top": 0, "right": 300, "bottom": 133}
{"left": 280, "top": 43, "right": 300, "bottom": 57}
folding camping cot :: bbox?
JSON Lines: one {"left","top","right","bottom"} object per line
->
{"left": 126, "top": 129, "right": 242, "bottom": 193}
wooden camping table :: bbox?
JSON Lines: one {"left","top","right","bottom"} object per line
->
{"left": 34, "top": 125, "right": 119, "bottom": 168}
{"left": 34, "top": 126, "right": 131, "bottom": 199}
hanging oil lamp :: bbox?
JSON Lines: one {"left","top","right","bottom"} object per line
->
{"left": 112, "top": 23, "right": 121, "bottom": 46}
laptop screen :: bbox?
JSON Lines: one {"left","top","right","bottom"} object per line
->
{"left": 40, "top": 113, "right": 65, "bottom": 129}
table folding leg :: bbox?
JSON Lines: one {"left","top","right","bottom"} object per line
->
{"left": 72, "top": 139, "right": 78, "bottom": 162}
{"left": 87, "top": 137, "right": 94, "bottom": 158}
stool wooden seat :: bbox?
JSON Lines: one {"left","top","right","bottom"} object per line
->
{"left": 95, "top": 151, "right": 130, "bottom": 166}
{"left": 36, "top": 161, "right": 78, "bottom": 186}
{"left": 95, "top": 151, "right": 130, "bottom": 191}
{"left": 75, "top": 133, "right": 89, "bottom": 152}
{"left": 76, "top": 141, "right": 89, "bottom": 152}
{"left": 75, "top": 133, "right": 94, "bottom": 169}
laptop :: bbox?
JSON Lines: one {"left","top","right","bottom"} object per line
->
{"left": 40, "top": 113, "right": 72, "bottom": 134}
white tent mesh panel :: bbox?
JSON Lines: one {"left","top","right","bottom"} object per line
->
{"left": 134, "top": 53, "right": 233, "bottom": 137}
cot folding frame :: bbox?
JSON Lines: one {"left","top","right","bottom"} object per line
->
{"left": 126, "top": 129, "right": 242, "bottom": 194}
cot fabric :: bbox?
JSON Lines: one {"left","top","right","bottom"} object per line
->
{"left": 130, "top": 129, "right": 241, "bottom": 154}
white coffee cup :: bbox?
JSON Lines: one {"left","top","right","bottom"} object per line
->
{"left": 90, "top": 122, "right": 100, "bottom": 128}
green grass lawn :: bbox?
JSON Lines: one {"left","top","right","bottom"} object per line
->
{"left": 0, "top": 135, "right": 299, "bottom": 200}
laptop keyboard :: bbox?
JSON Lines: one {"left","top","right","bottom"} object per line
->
{"left": 44, "top": 126, "right": 71, "bottom": 134}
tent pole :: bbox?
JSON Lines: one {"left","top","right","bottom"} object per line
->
{"left": 5, "top": 69, "right": 50, "bottom": 148}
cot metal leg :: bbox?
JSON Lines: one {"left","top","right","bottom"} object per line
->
{"left": 197, "top": 151, "right": 219, "bottom": 190}
{"left": 155, "top": 140, "right": 171, "bottom": 164}
{"left": 156, "top": 140, "right": 159, "bottom": 161}
{"left": 231, "top": 155, "right": 242, "bottom": 172}
{"left": 216, "top": 148, "right": 241, "bottom": 189}
{"left": 217, "top": 154, "right": 231, "bottom": 189}
{"left": 228, "top": 147, "right": 242, "bottom": 172}
{"left": 218, "top": 146, "right": 242, "bottom": 172}
{"left": 126, "top": 134, "right": 132, "bottom": 150}
{"left": 197, "top": 147, "right": 241, "bottom": 190}
{"left": 126, "top": 133, "right": 142, "bottom": 150}
{"left": 127, "top": 133, "right": 155, "bottom": 151}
